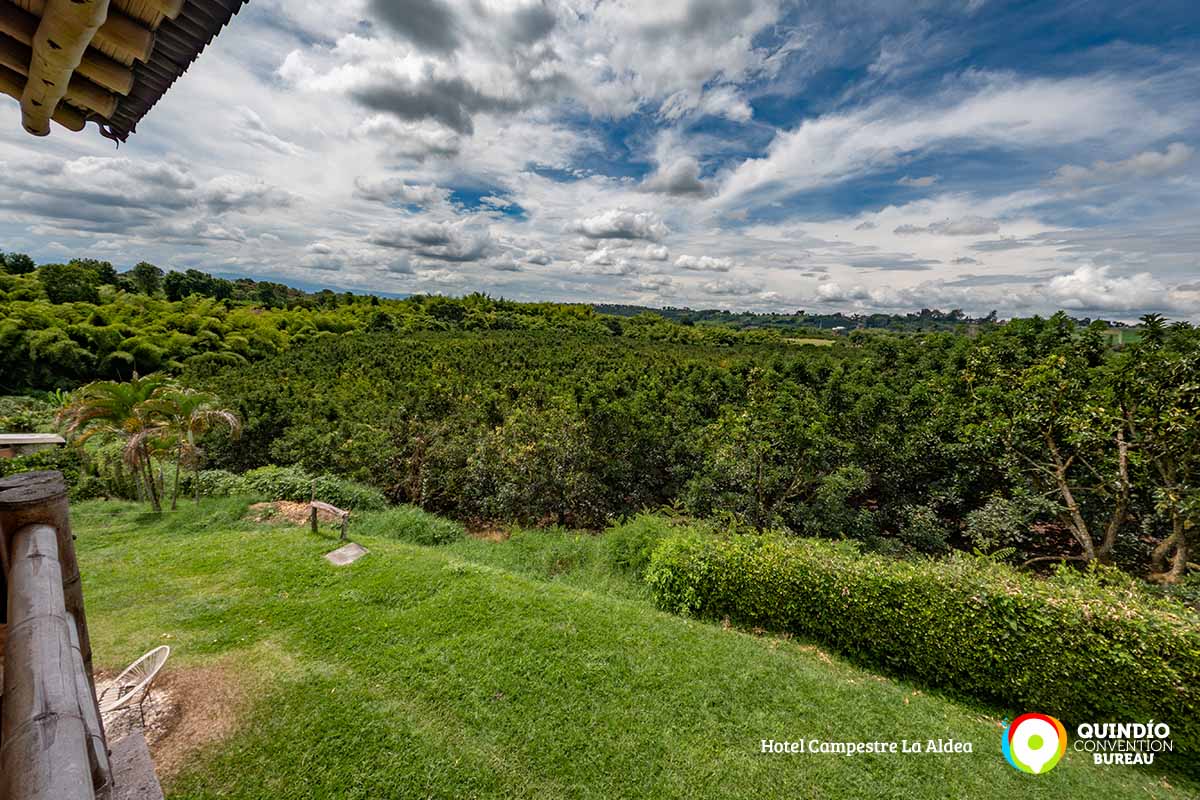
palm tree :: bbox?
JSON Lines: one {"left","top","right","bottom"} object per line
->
{"left": 145, "top": 388, "right": 241, "bottom": 508}
{"left": 1140, "top": 313, "right": 1167, "bottom": 346}
{"left": 58, "top": 374, "right": 172, "bottom": 511}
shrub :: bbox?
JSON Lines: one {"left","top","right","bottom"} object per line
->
{"left": 646, "top": 531, "right": 1200, "bottom": 753}
{"left": 0, "top": 447, "right": 83, "bottom": 496}
{"left": 191, "top": 465, "right": 387, "bottom": 511}
{"left": 354, "top": 505, "right": 464, "bottom": 545}
{"left": 603, "top": 513, "right": 677, "bottom": 579}
{"left": 193, "top": 469, "right": 248, "bottom": 497}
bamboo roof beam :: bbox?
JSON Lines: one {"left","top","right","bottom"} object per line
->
{"left": 0, "top": 62, "right": 82, "bottom": 130}
{"left": 20, "top": 0, "right": 155, "bottom": 64}
{"left": 0, "top": 33, "right": 116, "bottom": 116}
{"left": 148, "top": 0, "right": 187, "bottom": 20}
{"left": 0, "top": 3, "right": 132, "bottom": 94}
{"left": 20, "top": 0, "right": 111, "bottom": 136}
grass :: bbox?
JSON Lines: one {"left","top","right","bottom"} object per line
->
{"left": 73, "top": 498, "right": 1194, "bottom": 799}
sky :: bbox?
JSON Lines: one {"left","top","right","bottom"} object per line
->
{"left": 1, "top": 0, "right": 1198, "bottom": 319}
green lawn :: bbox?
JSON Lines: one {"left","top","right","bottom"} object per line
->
{"left": 73, "top": 499, "right": 1193, "bottom": 799}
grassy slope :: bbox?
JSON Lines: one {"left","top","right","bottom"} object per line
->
{"left": 74, "top": 500, "right": 1192, "bottom": 800}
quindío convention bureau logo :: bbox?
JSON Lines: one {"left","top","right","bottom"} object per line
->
{"left": 1002, "top": 714, "right": 1068, "bottom": 774}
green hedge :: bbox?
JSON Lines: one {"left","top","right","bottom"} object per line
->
{"left": 646, "top": 532, "right": 1200, "bottom": 754}
{"left": 189, "top": 465, "right": 387, "bottom": 511}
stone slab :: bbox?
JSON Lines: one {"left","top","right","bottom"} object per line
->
{"left": 325, "top": 542, "right": 368, "bottom": 566}
{"left": 109, "top": 729, "right": 163, "bottom": 800}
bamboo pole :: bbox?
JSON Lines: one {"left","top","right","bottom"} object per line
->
{"left": 149, "top": 0, "right": 186, "bottom": 20}
{"left": 2, "top": 524, "right": 95, "bottom": 800}
{"left": 20, "top": 0, "right": 112, "bottom": 136}
{"left": 0, "top": 33, "right": 116, "bottom": 116}
{"left": 0, "top": 62, "right": 84, "bottom": 130}
{"left": 0, "top": 2, "right": 133, "bottom": 94}
{"left": 22, "top": 0, "right": 152, "bottom": 64}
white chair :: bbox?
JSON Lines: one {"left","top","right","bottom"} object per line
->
{"left": 98, "top": 645, "right": 170, "bottom": 726}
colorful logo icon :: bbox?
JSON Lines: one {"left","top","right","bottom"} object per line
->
{"left": 1003, "top": 714, "right": 1067, "bottom": 774}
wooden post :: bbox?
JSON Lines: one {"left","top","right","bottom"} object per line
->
{"left": 2, "top": 523, "right": 95, "bottom": 800}
{"left": 310, "top": 504, "right": 318, "bottom": 535}
{"left": 340, "top": 513, "right": 348, "bottom": 542}
{"left": 0, "top": 472, "right": 100, "bottom": 719}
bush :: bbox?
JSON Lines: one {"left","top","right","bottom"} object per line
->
{"left": 191, "top": 465, "right": 387, "bottom": 511}
{"left": 646, "top": 531, "right": 1200, "bottom": 753}
{"left": 603, "top": 513, "right": 677, "bottom": 579}
{"left": 0, "top": 447, "right": 84, "bottom": 496}
{"left": 354, "top": 505, "right": 464, "bottom": 545}
{"left": 193, "top": 469, "right": 248, "bottom": 498}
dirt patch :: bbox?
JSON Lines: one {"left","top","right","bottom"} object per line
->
{"left": 246, "top": 500, "right": 342, "bottom": 527}
{"left": 466, "top": 522, "right": 511, "bottom": 542}
{"left": 98, "top": 659, "right": 248, "bottom": 782}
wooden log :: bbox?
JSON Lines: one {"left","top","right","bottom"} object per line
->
{"left": 0, "top": 63, "right": 83, "bottom": 130}
{"left": 20, "top": 0, "right": 112, "bottom": 136}
{"left": 0, "top": 472, "right": 99, "bottom": 715}
{"left": 0, "top": 3, "right": 134, "bottom": 94}
{"left": 0, "top": 33, "right": 116, "bottom": 116}
{"left": 311, "top": 501, "right": 349, "bottom": 519}
{"left": 22, "top": 0, "right": 153, "bottom": 65}
{"left": 310, "top": 503, "right": 317, "bottom": 535}
{"left": 68, "top": 611, "right": 113, "bottom": 794}
{"left": 2, "top": 523, "right": 95, "bottom": 800}
{"left": 340, "top": 516, "right": 348, "bottom": 542}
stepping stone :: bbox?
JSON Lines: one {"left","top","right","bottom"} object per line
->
{"left": 325, "top": 542, "right": 368, "bottom": 566}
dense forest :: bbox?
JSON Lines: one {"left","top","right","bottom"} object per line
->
{"left": 2, "top": 252, "right": 1196, "bottom": 587}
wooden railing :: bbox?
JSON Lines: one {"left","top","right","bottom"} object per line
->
{"left": 0, "top": 471, "right": 111, "bottom": 800}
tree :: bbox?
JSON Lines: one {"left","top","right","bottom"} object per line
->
{"left": 967, "top": 348, "right": 1130, "bottom": 566}
{"left": 683, "top": 372, "right": 838, "bottom": 531}
{"left": 58, "top": 375, "right": 173, "bottom": 512}
{"left": 144, "top": 388, "right": 241, "bottom": 508}
{"left": 69, "top": 258, "right": 118, "bottom": 285}
{"left": 129, "top": 261, "right": 164, "bottom": 296}
{"left": 2, "top": 252, "right": 36, "bottom": 274}
{"left": 38, "top": 262, "right": 102, "bottom": 304}
{"left": 1118, "top": 325, "right": 1200, "bottom": 582}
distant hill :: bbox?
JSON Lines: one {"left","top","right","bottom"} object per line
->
{"left": 593, "top": 304, "right": 1134, "bottom": 334}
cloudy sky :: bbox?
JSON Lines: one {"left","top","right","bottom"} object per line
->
{"left": 2, "top": 0, "right": 1198, "bottom": 319}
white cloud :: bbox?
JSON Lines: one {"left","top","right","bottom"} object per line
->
{"left": 894, "top": 216, "right": 1000, "bottom": 236}
{"left": 354, "top": 176, "right": 450, "bottom": 205}
{"left": 675, "top": 254, "right": 734, "bottom": 272}
{"left": 571, "top": 209, "right": 669, "bottom": 241}
{"left": 1045, "top": 265, "right": 1169, "bottom": 311}
{"left": 1050, "top": 142, "right": 1193, "bottom": 188}
{"left": 715, "top": 72, "right": 1179, "bottom": 209}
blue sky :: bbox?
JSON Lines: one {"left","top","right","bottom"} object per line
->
{"left": 1, "top": 0, "right": 1198, "bottom": 318}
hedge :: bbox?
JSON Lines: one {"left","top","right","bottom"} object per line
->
{"left": 645, "top": 531, "right": 1200, "bottom": 755}
{"left": 188, "top": 465, "right": 387, "bottom": 511}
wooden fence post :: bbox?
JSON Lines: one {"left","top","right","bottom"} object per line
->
{"left": 0, "top": 472, "right": 97, "bottom": 692}
{"left": 0, "top": 470, "right": 110, "bottom": 799}
{"left": 2, "top": 523, "right": 97, "bottom": 800}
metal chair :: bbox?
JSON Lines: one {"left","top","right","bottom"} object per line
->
{"left": 98, "top": 645, "right": 170, "bottom": 727}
